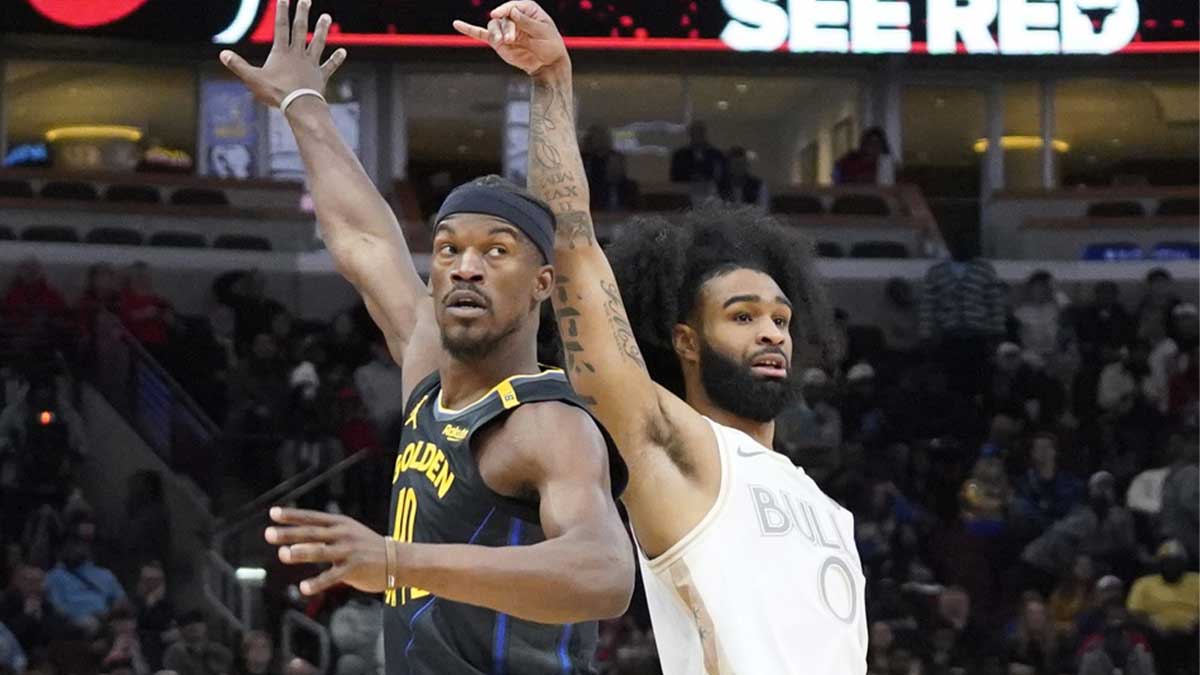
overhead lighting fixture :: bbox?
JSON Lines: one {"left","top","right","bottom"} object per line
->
{"left": 716, "top": 100, "right": 730, "bottom": 111}
{"left": 973, "top": 136, "right": 1069, "bottom": 153}
{"left": 735, "top": 83, "right": 748, "bottom": 94}
{"left": 45, "top": 125, "right": 143, "bottom": 143}
{"left": 235, "top": 567, "right": 266, "bottom": 583}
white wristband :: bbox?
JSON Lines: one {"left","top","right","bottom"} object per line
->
{"left": 280, "top": 88, "right": 326, "bottom": 116}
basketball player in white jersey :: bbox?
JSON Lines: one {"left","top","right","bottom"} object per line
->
{"left": 456, "top": 3, "right": 868, "bottom": 673}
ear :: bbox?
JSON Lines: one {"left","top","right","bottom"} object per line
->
{"left": 671, "top": 322, "right": 701, "bottom": 366}
{"left": 532, "top": 264, "right": 554, "bottom": 303}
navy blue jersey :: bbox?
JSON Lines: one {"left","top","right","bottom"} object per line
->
{"left": 383, "top": 368, "right": 627, "bottom": 675}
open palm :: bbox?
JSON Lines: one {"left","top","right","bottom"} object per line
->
{"left": 453, "top": 1, "right": 568, "bottom": 76}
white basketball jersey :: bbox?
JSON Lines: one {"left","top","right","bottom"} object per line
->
{"left": 637, "top": 418, "right": 868, "bottom": 675}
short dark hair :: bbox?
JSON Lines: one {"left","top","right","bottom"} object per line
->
{"left": 606, "top": 201, "right": 842, "bottom": 396}
{"left": 1147, "top": 267, "right": 1172, "bottom": 283}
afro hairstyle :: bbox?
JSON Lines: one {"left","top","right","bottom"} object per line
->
{"left": 605, "top": 201, "right": 842, "bottom": 397}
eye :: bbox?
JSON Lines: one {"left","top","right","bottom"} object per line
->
{"left": 734, "top": 312, "right": 753, "bottom": 324}
{"left": 773, "top": 316, "right": 789, "bottom": 328}
{"left": 487, "top": 246, "right": 507, "bottom": 257}
{"left": 437, "top": 244, "right": 457, "bottom": 256}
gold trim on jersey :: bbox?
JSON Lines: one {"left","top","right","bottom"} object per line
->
{"left": 434, "top": 368, "right": 564, "bottom": 416}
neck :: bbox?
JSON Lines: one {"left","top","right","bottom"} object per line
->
{"left": 438, "top": 330, "right": 540, "bottom": 410}
{"left": 683, "top": 377, "right": 775, "bottom": 448}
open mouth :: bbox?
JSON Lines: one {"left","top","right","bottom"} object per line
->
{"left": 749, "top": 353, "right": 788, "bottom": 379}
{"left": 444, "top": 289, "right": 489, "bottom": 317}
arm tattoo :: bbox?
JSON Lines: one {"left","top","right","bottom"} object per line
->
{"left": 600, "top": 280, "right": 647, "bottom": 370}
{"left": 528, "top": 76, "right": 597, "bottom": 250}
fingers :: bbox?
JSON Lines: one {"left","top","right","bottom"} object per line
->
{"left": 320, "top": 48, "right": 347, "bottom": 81}
{"left": 219, "top": 51, "right": 256, "bottom": 81}
{"left": 308, "top": 13, "right": 331, "bottom": 62}
{"left": 273, "top": 0, "right": 290, "bottom": 50}
{"left": 452, "top": 20, "right": 489, "bottom": 43}
{"left": 487, "top": 19, "right": 504, "bottom": 47}
{"left": 264, "top": 525, "right": 337, "bottom": 545}
{"left": 492, "top": 1, "right": 546, "bottom": 29}
{"left": 269, "top": 506, "right": 341, "bottom": 526}
{"left": 299, "top": 564, "right": 349, "bottom": 596}
{"left": 291, "top": 0, "right": 311, "bottom": 51}
{"left": 278, "top": 542, "right": 349, "bottom": 565}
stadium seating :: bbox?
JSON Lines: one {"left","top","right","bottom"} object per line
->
{"left": 21, "top": 224, "right": 79, "bottom": 243}
{"left": 106, "top": 184, "right": 162, "bottom": 204}
{"left": 0, "top": 179, "right": 34, "bottom": 199}
{"left": 170, "top": 187, "right": 230, "bottom": 206}
{"left": 85, "top": 227, "right": 145, "bottom": 246}
{"left": 815, "top": 241, "right": 844, "bottom": 258}
{"left": 0, "top": 225, "right": 13, "bottom": 240}
{"left": 1155, "top": 197, "right": 1199, "bottom": 216}
{"left": 638, "top": 193, "right": 691, "bottom": 211}
{"left": 213, "top": 234, "right": 271, "bottom": 251}
{"left": 41, "top": 181, "right": 99, "bottom": 201}
{"left": 148, "top": 231, "right": 207, "bottom": 248}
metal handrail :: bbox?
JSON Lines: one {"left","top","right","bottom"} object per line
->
{"left": 109, "top": 319, "right": 221, "bottom": 437}
{"left": 281, "top": 609, "right": 332, "bottom": 674}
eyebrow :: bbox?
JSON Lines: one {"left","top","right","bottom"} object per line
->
{"left": 723, "top": 294, "right": 793, "bottom": 310}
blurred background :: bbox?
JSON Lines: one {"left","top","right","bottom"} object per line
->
{"left": 0, "top": 1, "right": 1196, "bottom": 674}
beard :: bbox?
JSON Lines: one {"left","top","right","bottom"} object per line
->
{"left": 698, "top": 341, "right": 800, "bottom": 423}
{"left": 440, "top": 315, "right": 523, "bottom": 363}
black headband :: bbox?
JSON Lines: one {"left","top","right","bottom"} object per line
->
{"left": 434, "top": 184, "right": 556, "bottom": 264}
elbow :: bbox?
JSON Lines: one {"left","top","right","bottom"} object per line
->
{"left": 578, "top": 543, "right": 635, "bottom": 621}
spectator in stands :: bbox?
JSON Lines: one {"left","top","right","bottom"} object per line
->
{"left": 582, "top": 125, "right": 638, "bottom": 212}
{"left": 235, "top": 631, "right": 275, "bottom": 675}
{"left": 118, "top": 263, "right": 171, "bottom": 360}
{"left": 1135, "top": 268, "right": 1179, "bottom": 338}
{"left": 213, "top": 270, "right": 285, "bottom": 356}
{"left": 1014, "top": 433, "right": 1084, "bottom": 535}
{"left": 352, "top": 340, "right": 404, "bottom": 445}
{"left": 1126, "top": 540, "right": 1198, "bottom": 675}
{"left": 284, "top": 658, "right": 320, "bottom": 675}
{"left": 268, "top": 310, "right": 304, "bottom": 366}
{"left": 0, "top": 377, "right": 86, "bottom": 513}
{"left": 76, "top": 263, "right": 121, "bottom": 339}
{"left": 833, "top": 127, "right": 894, "bottom": 185}
{"left": 1019, "top": 471, "right": 1138, "bottom": 596}
{"left": 670, "top": 120, "right": 727, "bottom": 204}
{"left": 1077, "top": 606, "right": 1156, "bottom": 675}
{"left": 277, "top": 373, "right": 344, "bottom": 511}
{"left": 982, "top": 343, "right": 1066, "bottom": 428}
{"left": 1047, "top": 554, "right": 1096, "bottom": 641}
{"left": 324, "top": 311, "right": 369, "bottom": 373}
{"left": 0, "top": 565, "right": 65, "bottom": 662}
{"left": 3, "top": 258, "right": 67, "bottom": 324}
{"left": 161, "top": 611, "right": 231, "bottom": 675}
{"left": 1005, "top": 595, "right": 1069, "bottom": 675}
{"left": 119, "top": 472, "right": 170, "bottom": 587}
{"left": 1097, "top": 340, "right": 1156, "bottom": 418}
{"left": 930, "top": 586, "right": 996, "bottom": 673}
{"left": 132, "top": 561, "right": 176, "bottom": 672}
{"left": 1076, "top": 575, "right": 1127, "bottom": 642}
{"left": 100, "top": 604, "right": 149, "bottom": 675}
{"left": 919, "top": 233, "right": 1006, "bottom": 398}
{"left": 774, "top": 368, "right": 842, "bottom": 480}
{"left": 0, "top": 621, "right": 26, "bottom": 674}
{"left": 960, "top": 453, "right": 1013, "bottom": 537}
{"left": 720, "top": 146, "right": 768, "bottom": 210}
{"left": 228, "top": 332, "right": 289, "bottom": 491}
{"left": 44, "top": 535, "right": 125, "bottom": 637}
{"left": 1074, "top": 281, "right": 1135, "bottom": 363}
{"left": 1013, "top": 270, "right": 1065, "bottom": 363}
{"left": 840, "top": 363, "right": 888, "bottom": 449}
{"left": 330, "top": 591, "right": 383, "bottom": 675}
{"left": 877, "top": 278, "right": 920, "bottom": 358}
{"left": 1167, "top": 341, "right": 1197, "bottom": 424}
{"left": 1158, "top": 428, "right": 1199, "bottom": 563}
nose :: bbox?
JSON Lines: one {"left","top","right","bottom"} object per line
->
{"left": 757, "top": 318, "right": 786, "bottom": 347}
{"left": 450, "top": 249, "right": 485, "bottom": 284}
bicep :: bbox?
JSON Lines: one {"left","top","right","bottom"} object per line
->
{"left": 534, "top": 416, "right": 621, "bottom": 542}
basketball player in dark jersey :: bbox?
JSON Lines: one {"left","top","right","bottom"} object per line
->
{"left": 219, "top": 3, "right": 633, "bottom": 673}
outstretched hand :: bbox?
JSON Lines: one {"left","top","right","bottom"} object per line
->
{"left": 453, "top": 1, "right": 568, "bottom": 77}
{"left": 265, "top": 507, "right": 388, "bottom": 595}
{"left": 219, "top": 0, "right": 347, "bottom": 108}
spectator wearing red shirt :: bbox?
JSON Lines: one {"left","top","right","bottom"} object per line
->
{"left": 4, "top": 258, "right": 67, "bottom": 323}
{"left": 119, "top": 262, "right": 171, "bottom": 353}
{"left": 834, "top": 127, "right": 894, "bottom": 185}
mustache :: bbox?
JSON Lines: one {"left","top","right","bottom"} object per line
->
{"left": 747, "top": 347, "right": 790, "bottom": 370}
{"left": 442, "top": 282, "right": 491, "bottom": 305}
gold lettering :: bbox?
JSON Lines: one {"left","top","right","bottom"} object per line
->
{"left": 437, "top": 471, "right": 456, "bottom": 499}
{"left": 424, "top": 450, "right": 444, "bottom": 483}
{"left": 412, "top": 444, "right": 437, "bottom": 472}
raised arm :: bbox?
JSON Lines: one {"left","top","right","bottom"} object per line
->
{"left": 455, "top": 3, "right": 719, "bottom": 555}
{"left": 221, "top": 0, "right": 438, "bottom": 398}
